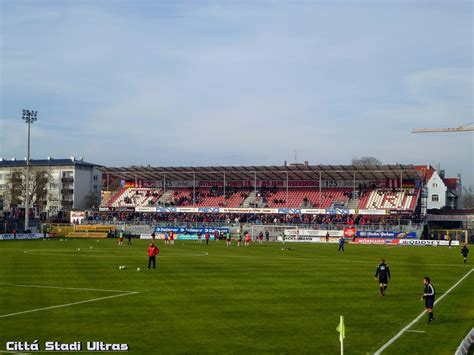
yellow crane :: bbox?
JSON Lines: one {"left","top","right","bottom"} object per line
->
{"left": 412, "top": 122, "right": 473, "bottom": 133}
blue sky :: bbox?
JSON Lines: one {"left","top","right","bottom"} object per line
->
{"left": 1, "top": 0, "right": 472, "bottom": 185}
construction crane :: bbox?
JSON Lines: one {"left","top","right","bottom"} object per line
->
{"left": 412, "top": 122, "right": 474, "bottom": 133}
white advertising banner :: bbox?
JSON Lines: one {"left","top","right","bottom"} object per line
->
{"left": 0, "top": 233, "right": 44, "bottom": 240}
{"left": 356, "top": 209, "right": 389, "bottom": 215}
{"left": 70, "top": 211, "right": 85, "bottom": 224}
{"left": 278, "top": 236, "right": 322, "bottom": 243}
{"left": 300, "top": 209, "right": 326, "bottom": 215}
{"left": 399, "top": 239, "right": 460, "bottom": 246}
{"left": 135, "top": 207, "right": 157, "bottom": 212}
{"left": 297, "top": 229, "right": 344, "bottom": 237}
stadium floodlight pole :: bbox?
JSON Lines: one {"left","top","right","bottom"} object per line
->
{"left": 353, "top": 172, "right": 356, "bottom": 199}
{"left": 223, "top": 172, "right": 226, "bottom": 197}
{"left": 163, "top": 173, "right": 166, "bottom": 194}
{"left": 254, "top": 172, "right": 257, "bottom": 197}
{"left": 319, "top": 171, "right": 322, "bottom": 207}
{"left": 286, "top": 171, "right": 289, "bottom": 207}
{"left": 192, "top": 172, "right": 196, "bottom": 205}
{"left": 22, "top": 109, "right": 38, "bottom": 231}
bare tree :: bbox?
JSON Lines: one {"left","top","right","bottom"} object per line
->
{"left": 461, "top": 186, "right": 474, "bottom": 209}
{"left": 352, "top": 156, "right": 382, "bottom": 166}
{"left": 84, "top": 192, "right": 101, "bottom": 209}
{"left": 5, "top": 168, "right": 52, "bottom": 211}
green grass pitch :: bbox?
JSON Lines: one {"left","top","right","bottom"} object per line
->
{"left": 0, "top": 238, "right": 472, "bottom": 354}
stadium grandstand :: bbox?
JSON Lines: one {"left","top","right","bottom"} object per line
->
{"left": 99, "top": 164, "right": 422, "bottom": 213}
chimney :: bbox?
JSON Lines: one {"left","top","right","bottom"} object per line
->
{"left": 439, "top": 170, "right": 445, "bottom": 179}
{"left": 304, "top": 160, "right": 308, "bottom": 166}
{"left": 284, "top": 160, "right": 287, "bottom": 167}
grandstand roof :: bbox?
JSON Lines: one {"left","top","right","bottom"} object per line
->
{"left": 100, "top": 164, "right": 422, "bottom": 182}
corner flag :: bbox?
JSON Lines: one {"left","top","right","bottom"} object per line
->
{"left": 336, "top": 315, "right": 345, "bottom": 340}
{"left": 336, "top": 315, "right": 345, "bottom": 355}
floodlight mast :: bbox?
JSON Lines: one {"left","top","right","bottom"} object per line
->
{"left": 22, "top": 109, "right": 38, "bottom": 231}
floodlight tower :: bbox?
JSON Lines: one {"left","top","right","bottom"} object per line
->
{"left": 22, "top": 109, "right": 38, "bottom": 231}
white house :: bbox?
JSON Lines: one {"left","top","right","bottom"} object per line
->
{"left": 426, "top": 171, "right": 447, "bottom": 209}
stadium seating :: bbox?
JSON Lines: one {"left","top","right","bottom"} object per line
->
{"left": 105, "top": 186, "right": 419, "bottom": 210}
{"left": 260, "top": 188, "right": 353, "bottom": 208}
{"left": 164, "top": 188, "right": 248, "bottom": 207}
{"left": 358, "top": 188, "right": 419, "bottom": 210}
{"left": 110, "top": 188, "right": 163, "bottom": 207}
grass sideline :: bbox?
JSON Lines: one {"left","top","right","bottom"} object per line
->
{"left": 0, "top": 238, "right": 472, "bottom": 354}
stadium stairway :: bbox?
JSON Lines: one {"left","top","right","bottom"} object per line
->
{"left": 241, "top": 191, "right": 256, "bottom": 207}
{"left": 156, "top": 190, "right": 173, "bottom": 206}
{"left": 346, "top": 196, "right": 360, "bottom": 210}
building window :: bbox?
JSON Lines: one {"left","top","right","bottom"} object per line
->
{"left": 432, "top": 194, "right": 439, "bottom": 202}
{"left": 93, "top": 175, "right": 98, "bottom": 181}
{"left": 0, "top": 174, "right": 3, "bottom": 180}
{"left": 62, "top": 171, "right": 73, "bottom": 178}
{"left": 93, "top": 185, "right": 98, "bottom": 192}
{"left": 0, "top": 184, "right": 5, "bottom": 190}
{"left": 432, "top": 183, "right": 438, "bottom": 188}
{"left": 50, "top": 183, "right": 59, "bottom": 190}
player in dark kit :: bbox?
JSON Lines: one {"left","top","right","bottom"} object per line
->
{"left": 422, "top": 276, "right": 436, "bottom": 323}
{"left": 338, "top": 237, "right": 345, "bottom": 252}
{"left": 374, "top": 259, "right": 391, "bottom": 296}
{"left": 461, "top": 244, "right": 469, "bottom": 264}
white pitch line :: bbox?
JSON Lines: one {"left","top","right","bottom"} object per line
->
{"left": 374, "top": 268, "right": 473, "bottom": 354}
{"left": 404, "top": 330, "right": 426, "bottom": 333}
{"left": 0, "top": 282, "right": 135, "bottom": 293}
{"left": 0, "top": 291, "right": 138, "bottom": 319}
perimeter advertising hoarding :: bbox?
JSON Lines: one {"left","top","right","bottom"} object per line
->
{"left": 352, "top": 238, "right": 395, "bottom": 245}
{"left": 154, "top": 226, "right": 229, "bottom": 234}
{"left": 355, "top": 231, "right": 418, "bottom": 239}
{"left": 296, "top": 229, "right": 344, "bottom": 237}
{"left": 0, "top": 233, "right": 44, "bottom": 240}
{"left": 133, "top": 206, "right": 399, "bottom": 216}
{"left": 399, "top": 239, "right": 460, "bottom": 246}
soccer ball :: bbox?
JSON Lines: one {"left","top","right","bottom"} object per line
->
{"left": 137, "top": 268, "right": 141, "bottom": 271}
{"left": 90, "top": 246, "right": 93, "bottom": 249}
{"left": 77, "top": 248, "right": 81, "bottom": 251}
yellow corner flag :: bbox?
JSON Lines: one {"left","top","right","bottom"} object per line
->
{"left": 336, "top": 315, "right": 345, "bottom": 340}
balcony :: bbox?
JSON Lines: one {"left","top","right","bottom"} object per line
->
{"left": 61, "top": 200, "right": 73, "bottom": 207}
{"left": 61, "top": 189, "right": 74, "bottom": 195}
{"left": 61, "top": 177, "right": 74, "bottom": 183}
